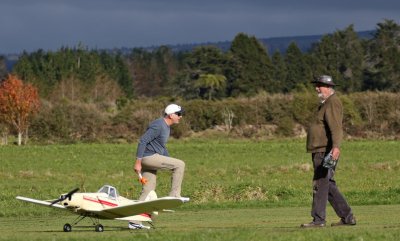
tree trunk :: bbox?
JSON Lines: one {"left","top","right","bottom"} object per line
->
{"left": 17, "top": 132, "right": 22, "bottom": 146}
{"left": 1, "top": 133, "right": 7, "bottom": 145}
{"left": 23, "top": 127, "right": 29, "bottom": 145}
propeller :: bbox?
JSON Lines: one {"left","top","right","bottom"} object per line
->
{"left": 50, "top": 188, "right": 79, "bottom": 206}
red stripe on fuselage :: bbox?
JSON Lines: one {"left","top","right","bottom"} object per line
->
{"left": 140, "top": 213, "right": 151, "bottom": 218}
{"left": 83, "top": 196, "right": 118, "bottom": 207}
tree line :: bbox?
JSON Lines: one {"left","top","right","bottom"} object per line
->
{"left": 1, "top": 19, "right": 399, "bottom": 103}
{"left": 0, "top": 19, "right": 399, "bottom": 144}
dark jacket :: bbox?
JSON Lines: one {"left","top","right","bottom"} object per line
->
{"left": 306, "top": 93, "right": 343, "bottom": 153}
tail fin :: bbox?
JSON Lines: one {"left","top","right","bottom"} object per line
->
{"left": 144, "top": 190, "right": 157, "bottom": 201}
{"left": 145, "top": 191, "right": 159, "bottom": 215}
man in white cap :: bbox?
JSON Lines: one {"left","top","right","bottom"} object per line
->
{"left": 129, "top": 104, "right": 188, "bottom": 229}
{"left": 134, "top": 103, "right": 188, "bottom": 201}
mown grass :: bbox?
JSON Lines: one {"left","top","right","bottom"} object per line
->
{"left": 0, "top": 139, "right": 399, "bottom": 240}
{"left": 0, "top": 205, "right": 400, "bottom": 241}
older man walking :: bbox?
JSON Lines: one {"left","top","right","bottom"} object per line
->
{"left": 301, "top": 75, "right": 356, "bottom": 228}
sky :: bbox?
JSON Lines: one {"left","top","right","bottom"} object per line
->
{"left": 1, "top": 0, "right": 400, "bottom": 54}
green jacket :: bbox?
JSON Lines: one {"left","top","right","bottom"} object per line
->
{"left": 306, "top": 93, "right": 343, "bottom": 153}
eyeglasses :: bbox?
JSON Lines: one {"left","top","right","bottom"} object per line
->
{"left": 175, "top": 112, "right": 182, "bottom": 117}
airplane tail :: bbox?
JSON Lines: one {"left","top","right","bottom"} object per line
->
{"left": 144, "top": 190, "right": 158, "bottom": 201}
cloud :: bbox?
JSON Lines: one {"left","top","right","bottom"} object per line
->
{"left": 1, "top": 0, "right": 399, "bottom": 53}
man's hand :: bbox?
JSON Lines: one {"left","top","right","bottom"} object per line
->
{"left": 323, "top": 148, "right": 340, "bottom": 169}
{"left": 134, "top": 159, "right": 142, "bottom": 174}
{"left": 331, "top": 147, "right": 340, "bottom": 161}
{"left": 134, "top": 159, "right": 147, "bottom": 184}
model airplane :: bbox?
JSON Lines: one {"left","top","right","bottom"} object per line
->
{"left": 16, "top": 185, "right": 188, "bottom": 232}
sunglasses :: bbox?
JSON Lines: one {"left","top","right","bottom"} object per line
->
{"left": 175, "top": 112, "right": 182, "bottom": 117}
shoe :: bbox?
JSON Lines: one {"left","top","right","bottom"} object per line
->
{"left": 331, "top": 217, "right": 356, "bottom": 226}
{"left": 300, "top": 222, "right": 325, "bottom": 228}
{"left": 167, "top": 196, "right": 190, "bottom": 202}
{"left": 128, "top": 222, "right": 151, "bottom": 230}
{"left": 180, "top": 197, "right": 190, "bottom": 203}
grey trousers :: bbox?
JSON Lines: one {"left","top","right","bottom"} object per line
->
{"left": 139, "top": 154, "right": 185, "bottom": 201}
{"left": 311, "top": 152, "right": 354, "bottom": 224}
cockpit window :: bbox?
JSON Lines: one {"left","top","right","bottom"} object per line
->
{"left": 97, "top": 185, "right": 119, "bottom": 199}
{"left": 109, "top": 188, "right": 116, "bottom": 199}
{"left": 98, "top": 186, "right": 109, "bottom": 194}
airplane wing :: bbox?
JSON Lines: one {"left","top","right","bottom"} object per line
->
{"left": 90, "top": 197, "right": 185, "bottom": 219}
{"left": 16, "top": 196, "right": 66, "bottom": 209}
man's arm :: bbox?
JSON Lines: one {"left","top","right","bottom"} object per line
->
{"left": 134, "top": 125, "right": 160, "bottom": 173}
{"left": 136, "top": 126, "right": 159, "bottom": 159}
{"left": 325, "top": 98, "right": 343, "bottom": 160}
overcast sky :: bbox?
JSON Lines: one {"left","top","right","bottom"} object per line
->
{"left": 1, "top": 0, "right": 399, "bottom": 54}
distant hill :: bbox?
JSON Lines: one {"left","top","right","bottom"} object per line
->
{"left": 141, "top": 30, "right": 375, "bottom": 54}
{"left": 4, "top": 54, "right": 18, "bottom": 71}
{"left": 3, "top": 30, "right": 375, "bottom": 71}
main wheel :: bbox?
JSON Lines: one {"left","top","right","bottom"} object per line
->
{"left": 63, "top": 223, "right": 72, "bottom": 232}
{"left": 95, "top": 224, "right": 104, "bottom": 232}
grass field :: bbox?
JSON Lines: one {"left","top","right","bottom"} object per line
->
{"left": 1, "top": 205, "right": 400, "bottom": 241}
{"left": 1, "top": 139, "right": 399, "bottom": 240}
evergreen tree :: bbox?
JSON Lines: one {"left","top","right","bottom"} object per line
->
{"left": 171, "top": 46, "right": 228, "bottom": 99}
{"left": 311, "top": 25, "right": 364, "bottom": 92}
{"left": 271, "top": 51, "right": 287, "bottom": 92}
{"left": 12, "top": 46, "right": 129, "bottom": 101}
{"left": 100, "top": 51, "right": 133, "bottom": 98}
{"left": 153, "top": 46, "right": 179, "bottom": 96}
{"left": 228, "top": 33, "right": 274, "bottom": 96}
{"left": 114, "top": 54, "right": 134, "bottom": 98}
{"left": 364, "top": 19, "right": 400, "bottom": 91}
{"left": 128, "top": 46, "right": 177, "bottom": 97}
{"left": 336, "top": 25, "right": 365, "bottom": 92}
{"left": 128, "top": 48, "right": 153, "bottom": 96}
{"left": 284, "top": 42, "right": 312, "bottom": 92}
{"left": 187, "top": 46, "right": 226, "bottom": 74}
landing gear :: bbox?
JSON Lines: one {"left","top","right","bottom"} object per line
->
{"left": 95, "top": 224, "right": 104, "bottom": 232}
{"left": 63, "top": 223, "right": 72, "bottom": 232}
{"left": 63, "top": 214, "right": 104, "bottom": 232}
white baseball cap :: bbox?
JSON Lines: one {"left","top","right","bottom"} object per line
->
{"left": 164, "top": 104, "right": 184, "bottom": 115}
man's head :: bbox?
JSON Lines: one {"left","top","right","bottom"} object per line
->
{"left": 311, "top": 75, "right": 336, "bottom": 101}
{"left": 164, "top": 104, "right": 184, "bottom": 125}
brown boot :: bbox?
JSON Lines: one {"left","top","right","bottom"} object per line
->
{"left": 331, "top": 217, "right": 356, "bottom": 226}
{"left": 300, "top": 222, "right": 325, "bottom": 228}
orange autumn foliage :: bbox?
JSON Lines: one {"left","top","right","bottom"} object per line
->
{"left": 0, "top": 74, "right": 40, "bottom": 137}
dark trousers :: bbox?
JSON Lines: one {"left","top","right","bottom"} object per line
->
{"left": 311, "top": 152, "right": 353, "bottom": 224}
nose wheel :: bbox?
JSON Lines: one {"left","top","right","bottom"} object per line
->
{"left": 95, "top": 224, "right": 104, "bottom": 232}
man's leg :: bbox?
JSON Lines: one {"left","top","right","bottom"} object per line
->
{"left": 311, "top": 152, "right": 330, "bottom": 224}
{"left": 132, "top": 158, "right": 158, "bottom": 229}
{"left": 138, "top": 169, "right": 157, "bottom": 201}
{"left": 328, "top": 176, "right": 354, "bottom": 223}
{"left": 141, "top": 154, "right": 185, "bottom": 198}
